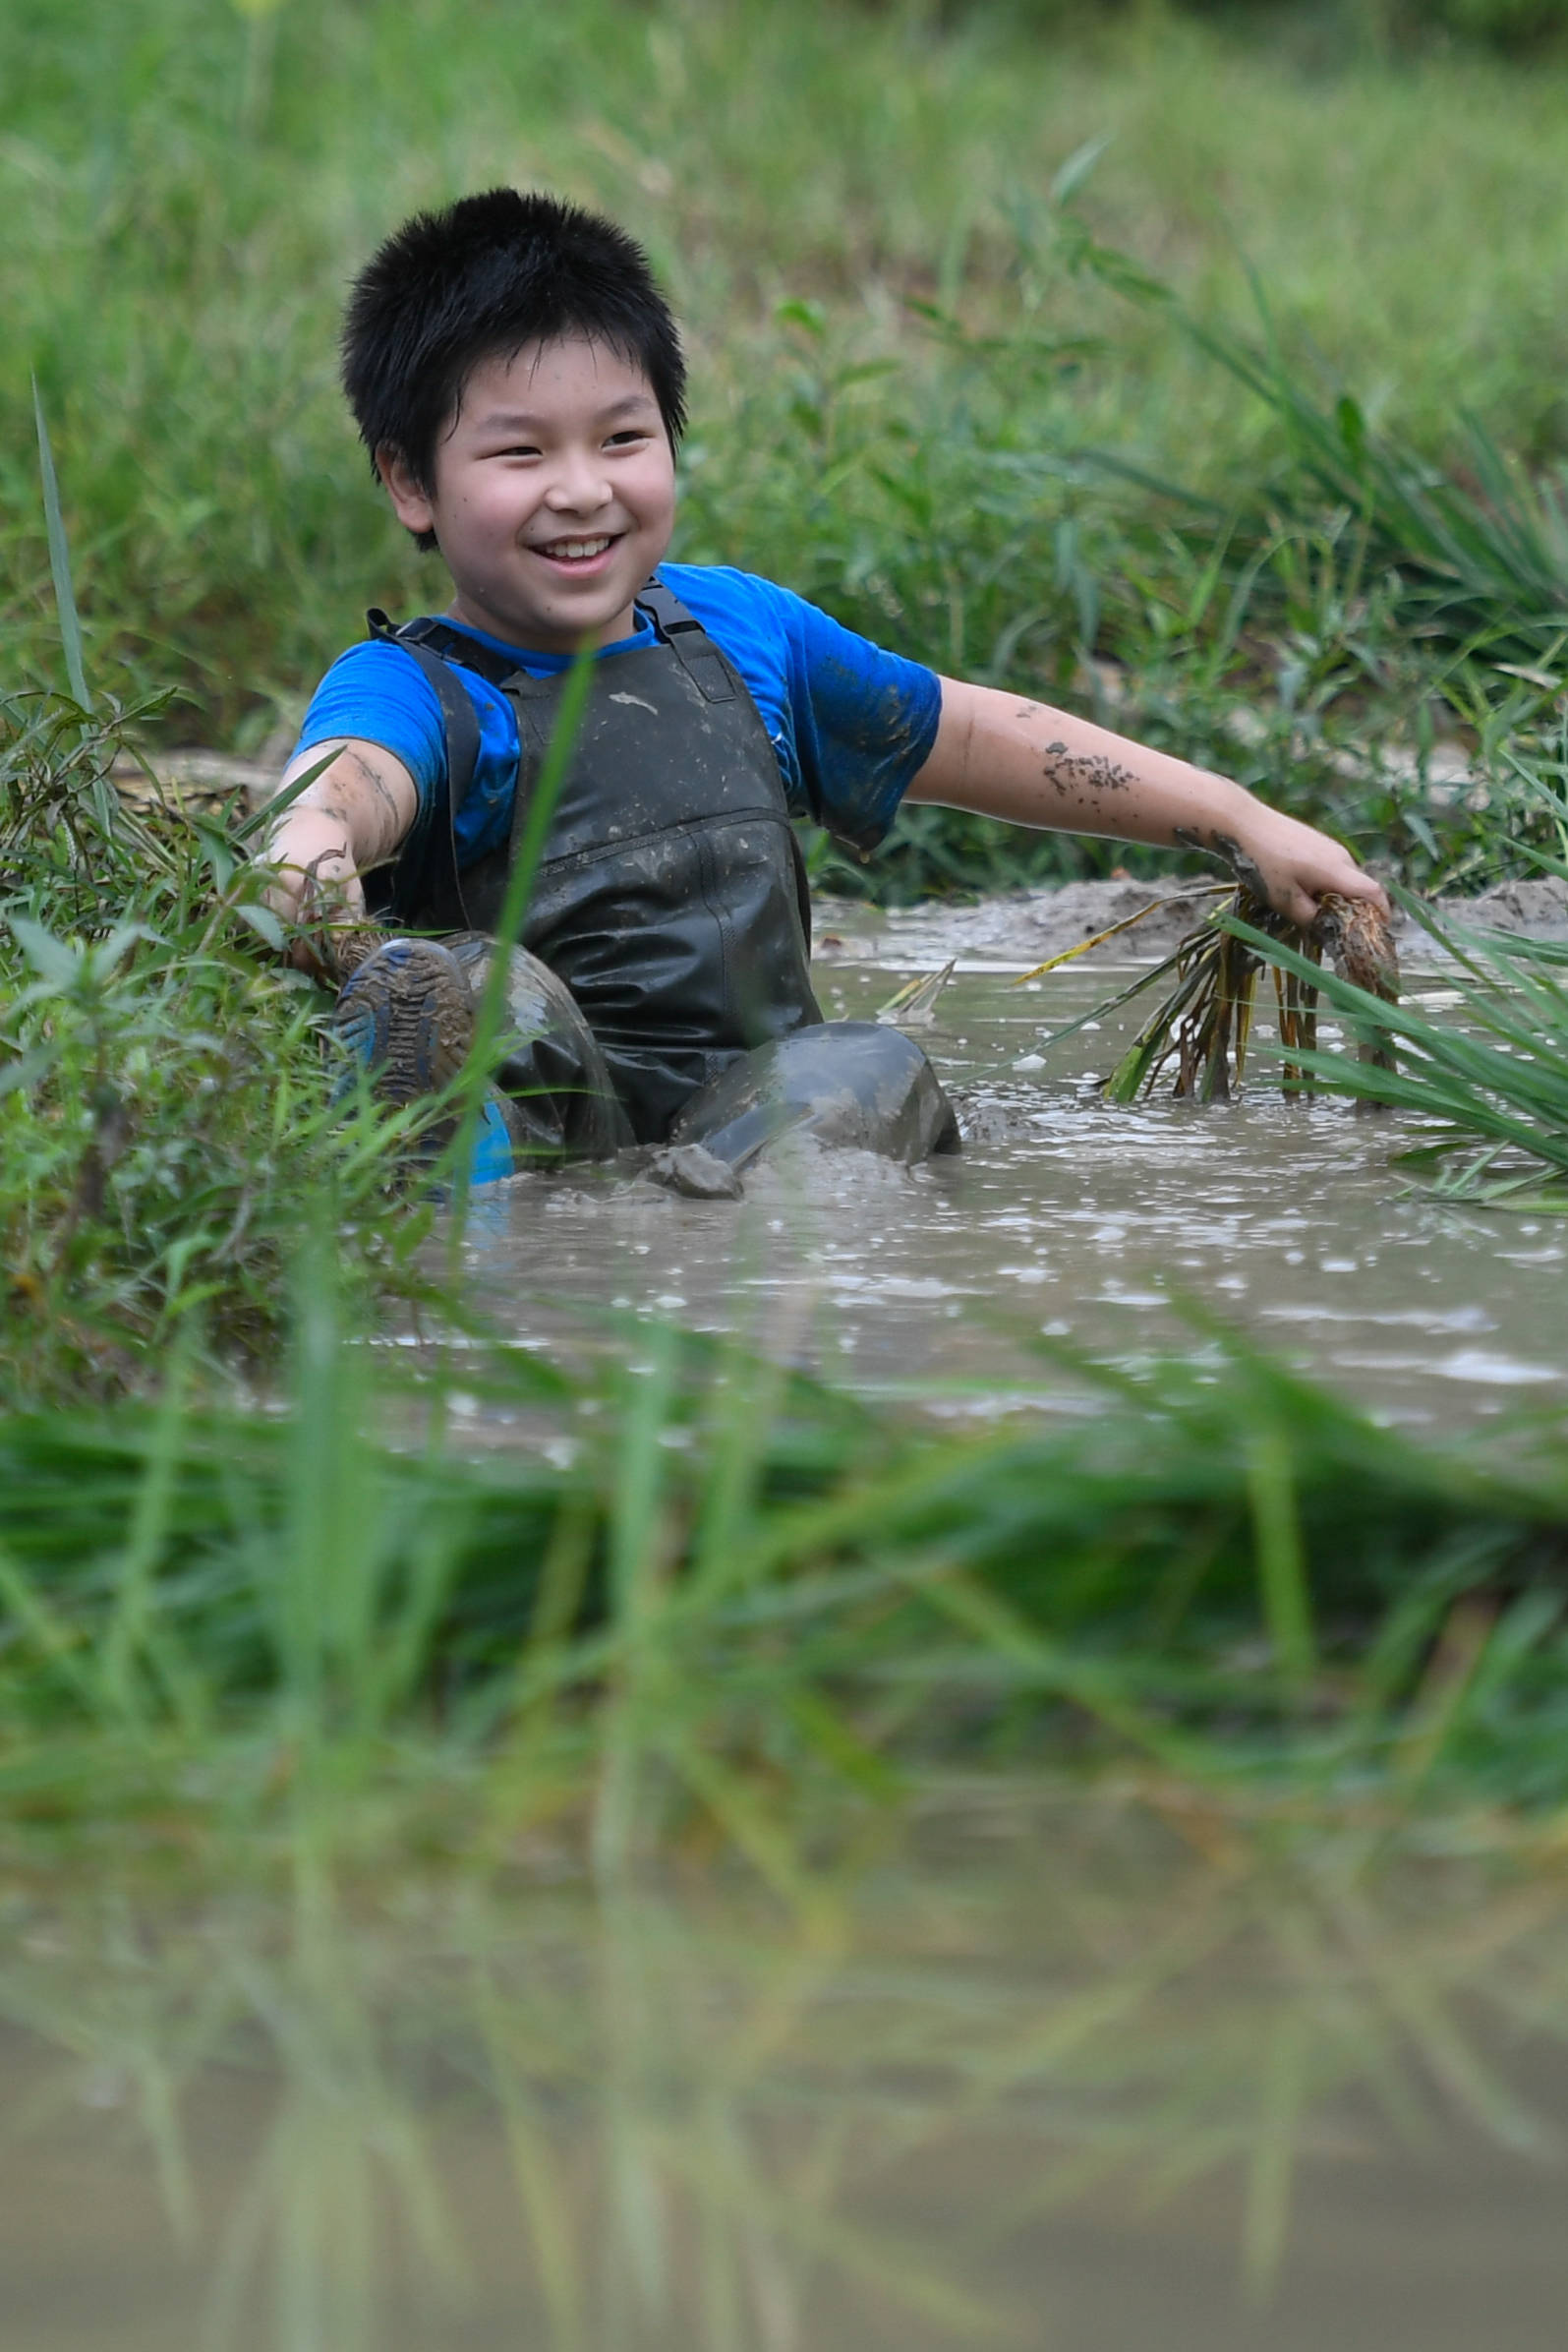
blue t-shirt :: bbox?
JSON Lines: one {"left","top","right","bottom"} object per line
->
{"left": 293, "top": 563, "right": 942, "bottom": 867}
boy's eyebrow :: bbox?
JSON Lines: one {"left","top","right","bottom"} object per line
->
{"left": 470, "top": 392, "right": 661, "bottom": 431}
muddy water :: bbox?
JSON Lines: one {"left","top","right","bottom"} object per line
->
{"left": 449, "top": 914, "right": 1567, "bottom": 1430}
{"left": 5, "top": 1820, "right": 1567, "bottom": 2350}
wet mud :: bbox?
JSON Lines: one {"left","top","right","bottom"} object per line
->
{"left": 812, "top": 872, "right": 1568, "bottom": 970}
{"left": 445, "top": 935, "right": 1568, "bottom": 1433}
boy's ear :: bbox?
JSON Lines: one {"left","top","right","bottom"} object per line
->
{"left": 377, "top": 445, "right": 436, "bottom": 538}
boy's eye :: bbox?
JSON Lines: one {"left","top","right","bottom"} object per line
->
{"left": 606, "top": 429, "right": 650, "bottom": 447}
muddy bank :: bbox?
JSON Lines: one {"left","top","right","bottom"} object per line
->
{"left": 814, "top": 873, "right": 1568, "bottom": 969}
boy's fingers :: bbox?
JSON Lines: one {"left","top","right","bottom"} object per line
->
{"left": 1334, "top": 865, "right": 1391, "bottom": 912}
{"left": 1297, "top": 869, "right": 1390, "bottom": 919}
{"left": 1263, "top": 861, "right": 1389, "bottom": 928}
{"left": 1274, "top": 883, "right": 1320, "bottom": 927}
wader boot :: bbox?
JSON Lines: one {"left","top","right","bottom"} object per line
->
{"left": 668, "top": 1022, "right": 960, "bottom": 1169}
{"left": 444, "top": 932, "right": 632, "bottom": 1160}
{"left": 328, "top": 930, "right": 629, "bottom": 1175}
{"left": 363, "top": 581, "right": 959, "bottom": 1174}
{"left": 327, "top": 934, "right": 521, "bottom": 1182}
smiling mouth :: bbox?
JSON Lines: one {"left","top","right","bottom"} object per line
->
{"left": 536, "top": 535, "right": 616, "bottom": 564}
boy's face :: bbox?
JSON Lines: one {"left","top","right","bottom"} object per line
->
{"left": 379, "top": 334, "right": 676, "bottom": 652}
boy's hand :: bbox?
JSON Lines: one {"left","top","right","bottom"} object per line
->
{"left": 261, "top": 805, "right": 366, "bottom": 975}
{"left": 257, "top": 738, "right": 418, "bottom": 972}
{"left": 1178, "top": 802, "right": 1388, "bottom": 929}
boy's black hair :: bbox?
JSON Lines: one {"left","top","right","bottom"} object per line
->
{"left": 342, "top": 188, "right": 686, "bottom": 551}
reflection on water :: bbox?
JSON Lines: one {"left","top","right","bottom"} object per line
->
{"left": 5, "top": 1810, "right": 1568, "bottom": 2349}
{"left": 445, "top": 953, "right": 1568, "bottom": 1431}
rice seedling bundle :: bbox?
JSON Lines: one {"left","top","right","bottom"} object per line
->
{"left": 1034, "top": 886, "right": 1401, "bottom": 1104}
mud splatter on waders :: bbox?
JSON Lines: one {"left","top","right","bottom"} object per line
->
{"left": 337, "top": 582, "right": 958, "bottom": 1176}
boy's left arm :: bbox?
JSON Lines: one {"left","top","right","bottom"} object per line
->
{"left": 905, "top": 678, "right": 1386, "bottom": 924}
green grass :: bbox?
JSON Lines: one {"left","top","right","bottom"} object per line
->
{"left": 4, "top": 1252, "right": 1567, "bottom": 1866}
{"left": 0, "top": 676, "right": 436, "bottom": 1402}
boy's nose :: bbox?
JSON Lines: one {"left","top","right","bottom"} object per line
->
{"left": 545, "top": 452, "right": 612, "bottom": 513}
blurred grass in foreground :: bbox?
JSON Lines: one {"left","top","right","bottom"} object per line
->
{"left": 5, "top": 1252, "right": 1568, "bottom": 2321}
{"left": 4, "top": 1244, "right": 1567, "bottom": 1870}
{"left": 6, "top": 1792, "right": 1568, "bottom": 2340}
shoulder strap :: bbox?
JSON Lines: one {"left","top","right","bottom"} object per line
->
{"left": 635, "top": 581, "right": 806, "bottom": 945}
{"left": 631, "top": 578, "right": 736, "bottom": 707}
{"left": 368, "top": 609, "right": 485, "bottom": 816}
{"left": 365, "top": 609, "right": 482, "bottom": 929}
{"left": 633, "top": 578, "right": 705, "bottom": 641}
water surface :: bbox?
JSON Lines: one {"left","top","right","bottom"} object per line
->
{"left": 4, "top": 1811, "right": 1567, "bottom": 2349}
{"left": 447, "top": 923, "right": 1566, "bottom": 1431}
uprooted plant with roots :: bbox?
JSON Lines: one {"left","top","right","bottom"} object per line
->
{"left": 1023, "top": 877, "right": 1402, "bottom": 1107}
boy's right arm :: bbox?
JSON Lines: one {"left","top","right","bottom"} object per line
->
{"left": 261, "top": 739, "right": 418, "bottom": 959}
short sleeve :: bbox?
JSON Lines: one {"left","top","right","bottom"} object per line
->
{"left": 659, "top": 564, "right": 941, "bottom": 853}
{"left": 292, "top": 639, "right": 521, "bottom": 866}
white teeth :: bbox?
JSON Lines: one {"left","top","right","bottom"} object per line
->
{"left": 543, "top": 537, "right": 610, "bottom": 560}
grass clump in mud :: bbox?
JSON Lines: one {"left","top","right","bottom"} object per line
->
{"left": 1128, "top": 738, "right": 1568, "bottom": 1205}
{"left": 0, "top": 686, "right": 421, "bottom": 1403}
{"left": 1242, "top": 887, "right": 1568, "bottom": 1206}
{"left": 1052, "top": 791, "right": 1568, "bottom": 1208}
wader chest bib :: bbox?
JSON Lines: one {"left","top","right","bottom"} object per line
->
{"left": 371, "top": 585, "right": 823, "bottom": 1142}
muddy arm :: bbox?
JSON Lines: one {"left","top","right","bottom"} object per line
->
{"left": 259, "top": 738, "right": 419, "bottom": 957}
{"left": 906, "top": 677, "right": 1385, "bottom": 927}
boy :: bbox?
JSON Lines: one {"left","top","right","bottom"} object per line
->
{"left": 265, "top": 189, "right": 1384, "bottom": 1175}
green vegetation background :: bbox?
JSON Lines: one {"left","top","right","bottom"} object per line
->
{"left": 8, "top": 0, "right": 1568, "bottom": 901}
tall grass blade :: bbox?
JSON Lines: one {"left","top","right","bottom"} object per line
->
{"left": 440, "top": 640, "right": 595, "bottom": 1245}
{"left": 102, "top": 1322, "right": 204, "bottom": 1736}
{"left": 593, "top": 1320, "right": 682, "bottom": 1885}
{"left": 1243, "top": 2011, "right": 1310, "bottom": 2301}
{"left": 232, "top": 746, "right": 345, "bottom": 847}
{"left": 31, "top": 377, "right": 90, "bottom": 714}
{"left": 1246, "top": 1427, "right": 1316, "bottom": 1704}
